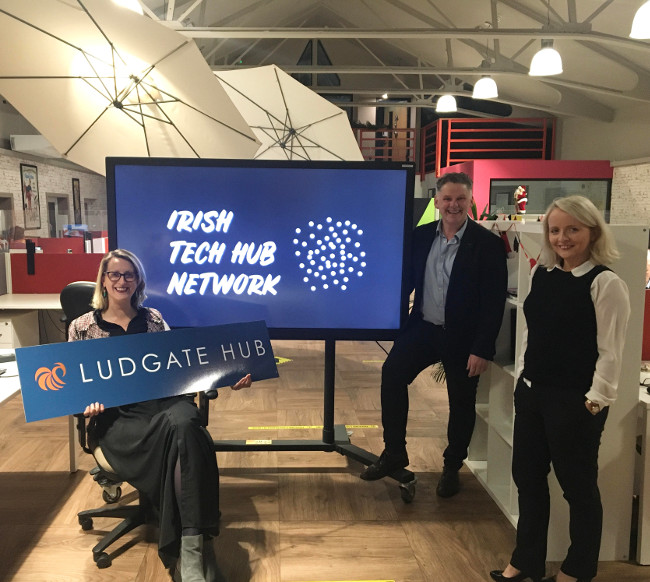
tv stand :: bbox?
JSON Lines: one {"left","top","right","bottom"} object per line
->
{"left": 213, "top": 339, "right": 417, "bottom": 503}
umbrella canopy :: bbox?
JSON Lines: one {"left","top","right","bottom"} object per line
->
{"left": 0, "top": 0, "right": 260, "bottom": 175}
{"left": 215, "top": 64, "right": 363, "bottom": 161}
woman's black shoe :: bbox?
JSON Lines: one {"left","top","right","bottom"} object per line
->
{"left": 489, "top": 570, "right": 534, "bottom": 582}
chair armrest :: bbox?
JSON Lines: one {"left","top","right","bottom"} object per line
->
{"left": 74, "top": 413, "right": 93, "bottom": 455}
{"left": 197, "top": 391, "right": 216, "bottom": 427}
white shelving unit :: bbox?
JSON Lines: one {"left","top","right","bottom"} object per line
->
{"left": 467, "top": 220, "right": 647, "bottom": 562}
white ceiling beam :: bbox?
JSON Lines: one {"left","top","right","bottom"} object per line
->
{"left": 211, "top": 64, "right": 647, "bottom": 105}
{"left": 584, "top": 0, "right": 616, "bottom": 23}
{"left": 567, "top": 0, "right": 578, "bottom": 24}
{"left": 139, "top": 1, "right": 158, "bottom": 20}
{"left": 177, "top": 0, "right": 205, "bottom": 24}
{"left": 353, "top": 39, "right": 412, "bottom": 91}
{"left": 498, "top": 0, "right": 560, "bottom": 24}
{"left": 166, "top": 0, "right": 176, "bottom": 21}
{"left": 327, "top": 87, "right": 610, "bottom": 121}
{"left": 163, "top": 26, "right": 650, "bottom": 52}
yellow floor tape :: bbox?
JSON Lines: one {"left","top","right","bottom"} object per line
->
{"left": 247, "top": 425, "right": 378, "bottom": 430}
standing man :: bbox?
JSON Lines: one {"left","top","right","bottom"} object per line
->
{"left": 361, "top": 172, "right": 507, "bottom": 497}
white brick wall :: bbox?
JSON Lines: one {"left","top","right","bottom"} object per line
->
{"left": 0, "top": 148, "right": 105, "bottom": 238}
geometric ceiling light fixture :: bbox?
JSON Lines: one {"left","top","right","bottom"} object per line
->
{"left": 630, "top": 1, "right": 650, "bottom": 39}
{"left": 529, "top": 38, "right": 563, "bottom": 76}
{"left": 436, "top": 93, "right": 457, "bottom": 113}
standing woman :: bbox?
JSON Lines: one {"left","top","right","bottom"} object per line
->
{"left": 70, "top": 249, "right": 251, "bottom": 582}
{"left": 490, "top": 196, "right": 630, "bottom": 582}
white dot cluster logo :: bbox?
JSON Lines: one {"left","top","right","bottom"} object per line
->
{"left": 293, "top": 218, "right": 366, "bottom": 292}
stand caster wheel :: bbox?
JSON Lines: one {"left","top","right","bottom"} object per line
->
{"left": 398, "top": 475, "right": 417, "bottom": 503}
{"left": 94, "top": 551, "right": 112, "bottom": 568}
{"left": 102, "top": 486, "right": 122, "bottom": 504}
{"left": 79, "top": 516, "right": 93, "bottom": 531}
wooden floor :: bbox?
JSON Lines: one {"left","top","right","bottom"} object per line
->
{"left": 0, "top": 339, "right": 648, "bottom": 582}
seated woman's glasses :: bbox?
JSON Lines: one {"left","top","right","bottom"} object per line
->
{"left": 105, "top": 271, "right": 136, "bottom": 282}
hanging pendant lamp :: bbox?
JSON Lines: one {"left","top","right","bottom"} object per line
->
{"left": 630, "top": 1, "right": 650, "bottom": 38}
{"left": 473, "top": 76, "right": 498, "bottom": 99}
{"left": 529, "top": 39, "right": 563, "bottom": 76}
{"left": 436, "top": 94, "right": 457, "bottom": 113}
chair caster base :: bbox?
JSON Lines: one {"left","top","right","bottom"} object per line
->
{"left": 94, "top": 551, "right": 112, "bottom": 569}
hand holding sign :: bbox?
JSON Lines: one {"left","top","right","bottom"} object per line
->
{"left": 230, "top": 373, "right": 252, "bottom": 391}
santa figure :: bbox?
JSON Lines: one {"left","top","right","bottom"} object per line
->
{"left": 514, "top": 185, "right": 527, "bottom": 214}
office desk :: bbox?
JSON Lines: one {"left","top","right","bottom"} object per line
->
{"left": 0, "top": 293, "right": 63, "bottom": 347}
{"left": 0, "top": 293, "right": 61, "bottom": 310}
{"left": 0, "top": 295, "right": 77, "bottom": 472}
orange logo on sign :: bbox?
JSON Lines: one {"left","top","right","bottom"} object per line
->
{"left": 35, "top": 363, "right": 66, "bottom": 391}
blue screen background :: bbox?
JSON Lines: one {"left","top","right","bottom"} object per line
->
{"left": 111, "top": 163, "right": 410, "bottom": 336}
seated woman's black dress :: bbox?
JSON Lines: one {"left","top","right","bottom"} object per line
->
{"left": 86, "top": 310, "right": 220, "bottom": 567}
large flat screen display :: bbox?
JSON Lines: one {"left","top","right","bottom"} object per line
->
{"left": 106, "top": 158, "right": 414, "bottom": 340}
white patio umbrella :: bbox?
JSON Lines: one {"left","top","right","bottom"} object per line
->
{"left": 215, "top": 64, "right": 363, "bottom": 161}
{"left": 0, "top": 0, "right": 260, "bottom": 175}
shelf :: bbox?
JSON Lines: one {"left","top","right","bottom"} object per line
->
{"left": 490, "top": 420, "right": 513, "bottom": 448}
{"left": 502, "top": 364, "right": 516, "bottom": 378}
{"left": 492, "top": 361, "right": 516, "bottom": 378}
{"left": 464, "top": 459, "right": 486, "bottom": 480}
{"left": 487, "top": 483, "right": 518, "bottom": 527}
{"left": 466, "top": 460, "right": 518, "bottom": 527}
{"left": 506, "top": 296, "right": 521, "bottom": 308}
{"left": 475, "top": 403, "right": 489, "bottom": 423}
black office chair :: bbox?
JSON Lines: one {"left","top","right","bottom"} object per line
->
{"left": 60, "top": 280, "right": 96, "bottom": 336}
{"left": 61, "top": 281, "right": 215, "bottom": 568}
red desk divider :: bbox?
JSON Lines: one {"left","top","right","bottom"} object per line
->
{"left": 10, "top": 253, "right": 103, "bottom": 294}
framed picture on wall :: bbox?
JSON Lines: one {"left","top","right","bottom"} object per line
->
{"left": 72, "top": 178, "right": 82, "bottom": 225}
{"left": 20, "top": 163, "right": 41, "bottom": 229}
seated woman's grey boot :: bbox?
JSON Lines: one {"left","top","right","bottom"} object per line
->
{"left": 177, "top": 534, "right": 206, "bottom": 582}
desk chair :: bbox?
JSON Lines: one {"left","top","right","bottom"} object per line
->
{"left": 61, "top": 282, "right": 215, "bottom": 569}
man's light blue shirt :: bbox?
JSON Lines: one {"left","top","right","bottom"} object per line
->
{"left": 422, "top": 219, "right": 469, "bottom": 325}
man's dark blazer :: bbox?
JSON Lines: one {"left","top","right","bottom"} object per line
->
{"left": 409, "top": 218, "right": 508, "bottom": 363}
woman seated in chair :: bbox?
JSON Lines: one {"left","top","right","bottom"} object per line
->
{"left": 70, "top": 248, "right": 251, "bottom": 582}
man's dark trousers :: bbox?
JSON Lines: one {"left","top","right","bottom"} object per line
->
{"left": 381, "top": 316, "right": 480, "bottom": 471}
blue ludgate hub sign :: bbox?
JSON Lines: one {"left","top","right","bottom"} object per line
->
{"left": 16, "top": 320, "right": 277, "bottom": 422}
